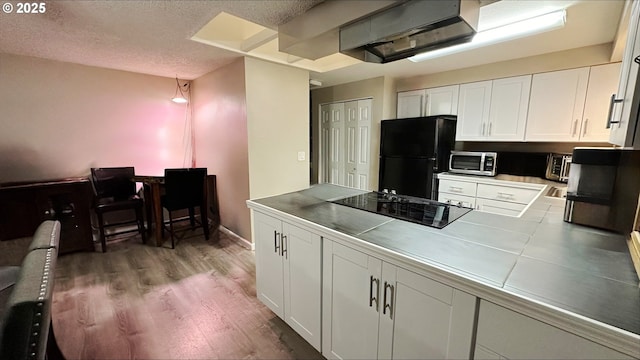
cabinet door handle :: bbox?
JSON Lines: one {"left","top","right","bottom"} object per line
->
{"left": 382, "top": 281, "right": 395, "bottom": 319}
{"left": 273, "top": 230, "right": 281, "bottom": 255}
{"left": 572, "top": 119, "right": 578, "bottom": 136}
{"left": 369, "top": 276, "right": 380, "bottom": 311}
{"left": 281, "top": 234, "right": 288, "bottom": 259}
{"left": 488, "top": 122, "right": 492, "bottom": 136}
{"left": 582, "top": 118, "right": 588, "bottom": 136}
{"left": 607, "top": 94, "right": 623, "bottom": 128}
{"left": 481, "top": 123, "right": 486, "bottom": 136}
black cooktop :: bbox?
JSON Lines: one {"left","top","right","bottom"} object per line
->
{"left": 331, "top": 192, "right": 472, "bottom": 229}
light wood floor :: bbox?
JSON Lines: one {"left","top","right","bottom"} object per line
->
{"left": 51, "top": 228, "right": 324, "bottom": 360}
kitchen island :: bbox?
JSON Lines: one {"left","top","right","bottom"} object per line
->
{"left": 247, "top": 183, "right": 640, "bottom": 359}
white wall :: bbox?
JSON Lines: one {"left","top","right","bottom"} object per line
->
{"left": 245, "top": 57, "right": 310, "bottom": 199}
{"left": 0, "top": 53, "right": 189, "bottom": 183}
{"left": 396, "top": 44, "right": 614, "bottom": 91}
{"left": 192, "top": 58, "right": 251, "bottom": 241}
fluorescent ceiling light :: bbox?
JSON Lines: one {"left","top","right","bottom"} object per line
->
{"left": 409, "top": 9, "right": 566, "bottom": 63}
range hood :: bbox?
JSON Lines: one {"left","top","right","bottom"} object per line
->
{"left": 339, "top": 0, "right": 480, "bottom": 63}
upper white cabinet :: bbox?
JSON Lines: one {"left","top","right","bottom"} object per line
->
{"left": 397, "top": 85, "right": 459, "bottom": 118}
{"left": 525, "top": 67, "right": 590, "bottom": 141}
{"left": 581, "top": 62, "right": 622, "bottom": 142}
{"left": 609, "top": 0, "right": 640, "bottom": 148}
{"left": 253, "top": 211, "right": 322, "bottom": 350}
{"left": 475, "top": 300, "right": 632, "bottom": 360}
{"left": 425, "top": 85, "right": 459, "bottom": 116}
{"left": 322, "top": 239, "right": 476, "bottom": 360}
{"left": 487, "top": 75, "right": 532, "bottom": 141}
{"left": 457, "top": 76, "right": 532, "bottom": 141}
{"left": 456, "top": 80, "right": 492, "bottom": 140}
{"left": 397, "top": 90, "right": 424, "bottom": 118}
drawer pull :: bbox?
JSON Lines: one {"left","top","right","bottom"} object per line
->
{"left": 497, "top": 192, "right": 515, "bottom": 200}
{"left": 449, "top": 186, "right": 463, "bottom": 193}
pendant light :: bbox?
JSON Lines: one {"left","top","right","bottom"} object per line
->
{"left": 172, "top": 76, "right": 190, "bottom": 104}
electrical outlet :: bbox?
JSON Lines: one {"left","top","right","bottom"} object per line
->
{"left": 297, "top": 151, "right": 306, "bottom": 161}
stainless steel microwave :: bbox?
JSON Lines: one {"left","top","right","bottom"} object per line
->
{"left": 449, "top": 151, "right": 497, "bottom": 176}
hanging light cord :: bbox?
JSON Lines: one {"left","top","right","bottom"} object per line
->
{"left": 174, "top": 76, "right": 189, "bottom": 100}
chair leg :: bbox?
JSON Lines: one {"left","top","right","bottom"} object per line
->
{"left": 136, "top": 205, "right": 146, "bottom": 244}
{"left": 188, "top": 207, "right": 196, "bottom": 229}
{"left": 97, "top": 212, "right": 107, "bottom": 253}
{"left": 169, "top": 211, "right": 175, "bottom": 249}
{"left": 201, "top": 205, "right": 210, "bottom": 240}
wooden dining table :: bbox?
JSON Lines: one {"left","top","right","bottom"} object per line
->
{"left": 133, "top": 174, "right": 219, "bottom": 247}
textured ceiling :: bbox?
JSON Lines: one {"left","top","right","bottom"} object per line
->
{"left": 0, "top": 0, "right": 323, "bottom": 79}
{"left": 0, "top": 0, "right": 628, "bottom": 87}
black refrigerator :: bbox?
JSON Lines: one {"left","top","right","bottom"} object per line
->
{"left": 378, "top": 115, "right": 457, "bottom": 199}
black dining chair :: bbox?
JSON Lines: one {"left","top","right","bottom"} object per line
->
{"left": 90, "top": 167, "right": 146, "bottom": 252}
{"left": 161, "top": 168, "right": 210, "bottom": 248}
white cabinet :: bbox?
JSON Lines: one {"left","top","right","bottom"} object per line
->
{"left": 253, "top": 211, "right": 322, "bottom": 350}
{"left": 397, "top": 90, "right": 425, "bottom": 118}
{"left": 487, "top": 75, "right": 531, "bottom": 141}
{"left": 581, "top": 63, "right": 622, "bottom": 142}
{"left": 397, "top": 85, "right": 459, "bottom": 118}
{"left": 322, "top": 240, "right": 476, "bottom": 360}
{"left": 610, "top": 0, "right": 640, "bottom": 148}
{"left": 438, "top": 178, "right": 477, "bottom": 208}
{"left": 456, "top": 76, "right": 531, "bottom": 141}
{"left": 437, "top": 174, "right": 544, "bottom": 217}
{"left": 525, "top": 67, "right": 590, "bottom": 141}
{"left": 425, "top": 85, "right": 459, "bottom": 116}
{"left": 475, "top": 300, "right": 632, "bottom": 360}
{"left": 456, "top": 81, "right": 492, "bottom": 140}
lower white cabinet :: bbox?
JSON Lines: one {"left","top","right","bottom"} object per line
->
{"left": 475, "top": 300, "right": 632, "bottom": 360}
{"left": 437, "top": 174, "right": 544, "bottom": 217}
{"left": 253, "top": 211, "right": 322, "bottom": 350}
{"left": 322, "top": 239, "right": 476, "bottom": 360}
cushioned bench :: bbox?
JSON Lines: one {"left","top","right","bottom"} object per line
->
{"left": 0, "top": 220, "right": 64, "bottom": 360}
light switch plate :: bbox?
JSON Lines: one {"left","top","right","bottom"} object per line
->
{"left": 297, "top": 151, "right": 306, "bottom": 161}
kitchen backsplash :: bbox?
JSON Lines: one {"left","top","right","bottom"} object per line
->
{"left": 455, "top": 141, "right": 612, "bottom": 154}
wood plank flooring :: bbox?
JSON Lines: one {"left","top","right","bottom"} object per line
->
{"left": 51, "top": 228, "right": 324, "bottom": 359}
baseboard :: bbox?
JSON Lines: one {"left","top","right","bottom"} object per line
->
{"left": 219, "top": 226, "right": 254, "bottom": 251}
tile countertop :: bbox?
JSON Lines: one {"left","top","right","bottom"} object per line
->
{"left": 248, "top": 182, "right": 640, "bottom": 356}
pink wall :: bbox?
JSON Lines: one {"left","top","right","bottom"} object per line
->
{"left": 192, "top": 59, "right": 251, "bottom": 241}
{"left": 0, "top": 53, "right": 190, "bottom": 183}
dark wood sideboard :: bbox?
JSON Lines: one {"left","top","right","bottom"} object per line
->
{"left": 0, "top": 178, "right": 94, "bottom": 254}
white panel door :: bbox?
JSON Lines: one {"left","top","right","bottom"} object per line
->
{"left": 488, "top": 75, "right": 531, "bottom": 141}
{"left": 345, "top": 99, "right": 372, "bottom": 191}
{"left": 397, "top": 90, "right": 425, "bottom": 118}
{"left": 322, "top": 240, "right": 382, "bottom": 360}
{"left": 329, "top": 102, "right": 345, "bottom": 185}
{"left": 320, "top": 104, "right": 331, "bottom": 183}
{"left": 581, "top": 63, "right": 622, "bottom": 142}
{"left": 425, "top": 85, "right": 459, "bottom": 116}
{"left": 456, "top": 81, "right": 492, "bottom": 141}
{"left": 282, "top": 222, "right": 322, "bottom": 350}
{"left": 253, "top": 212, "right": 284, "bottom": 318}
{"left": 378, "top": 265, "right": 476, "bottom": 360}
{"left": 525, "top": 67, "right": 590, "bottom": 141}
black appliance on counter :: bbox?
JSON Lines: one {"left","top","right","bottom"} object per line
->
{"left": 378, "top": 115, "right": 456, "bottom": 199}
{"left": 564, "top": 148, "right": 640, "bottom": 233}
{"left": 332, "top": 191, "right": 472, "bottom": 229}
